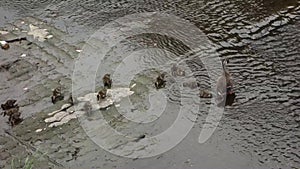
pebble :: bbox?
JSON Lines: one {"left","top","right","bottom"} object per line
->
{"left": 35, "top": 128, "right": 43, "bottom": 133}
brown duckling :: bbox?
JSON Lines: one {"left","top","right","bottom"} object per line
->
{"left": 51, "top": 87, "right": 64, "bottom": 104}
{"left": 103, "top": 74, "right": 112, "bottom": 89}
{"left": 216, "top": 59, "right": 236, "bottom": 106}
{"left": 155, "top": 73, "right": 166, "bottom": 89}
{"left": 1, "top": 99, "right": 18, "bottom": 110}
{"left": 171, "top": 64, "right": 185, "bottom": 77}
{"left": 97, "top": 88, "right": 107, "bottom": 101}
{"left": 2, "top": 107, "right": 22, "bottom": 126}
{"left": 199, "top": 90, "right": 212, "bottom": 98}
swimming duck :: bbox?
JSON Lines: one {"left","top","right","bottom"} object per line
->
{"left": 171, "top": 64, "right": 185, "bottom": 77}
{"left": 51, "top": 87, "right": 64, "bottom": 104}
{"left": 155, "top": 73, "right": 166, "bottom": 89}
{"left": 102, "top": 74, "right": 112, "bottom": 89}
{"left": 216, "top": 59, "right": 236, "bottom": 106}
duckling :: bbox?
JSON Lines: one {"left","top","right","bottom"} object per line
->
{"left": 199, "top": 90, "right": 212, "bottom": 98}
{"left": 97, "top": 88, "right": 107, "bottom": 101}
{"left": 171, "top": 64, "right": 185, "bottom": 77}
{"left": 1, "top": 99, "right": 18, "bottom": 110}
{"left": 51, "top": 87, "right": 64, "bottom": 104}
{"left": 155, "top": 73, "right": 166, "bottom": 89}
{"left": 2, "top": 106, "right": 19, "bottom": 117}
{"left": 3, "top": 107, "right": 22, "bottom": 126}
{"left": 9, "top": 110, "right": 22, "bottom": 127}
{"left": 216, "top": 59, "right": 236, "bottom": 106}
{"left": 103, "top": 74, "right": 112, "bottom": 89}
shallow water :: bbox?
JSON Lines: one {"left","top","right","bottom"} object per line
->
{"left": 0, "top": 0, "right": 299, "bottom": 168}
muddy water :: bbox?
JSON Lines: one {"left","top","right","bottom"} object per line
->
{"left": 0, "top": 0, "right": 300, "bottom": 169}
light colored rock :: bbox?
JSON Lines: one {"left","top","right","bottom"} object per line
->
{"left": 0, "top": 30, "right": 9, "bottom": 35}
{"left": 48, "top": 109, "right": 61, "bottom": 116}
{"left": 27, "top": 24, "right": 49, "bottom": 42}
{"left": 35, "top": 128, "right": 43, "bottom": 133}
{"left": 45, "top": 111, "right": 68, "bottom": 123}
{"left": 45, "top": 88, "right": 134, "bottom": 128}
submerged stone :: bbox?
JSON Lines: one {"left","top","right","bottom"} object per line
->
{"left": 44, "top": 87, "right": 134, "bottom": 128}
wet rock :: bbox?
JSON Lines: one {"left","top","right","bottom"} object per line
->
{"left": 0, "top": 40, "right": 9, "bottom": 50}
{"left": 0, "top": 151, "right": 10, "bottom": 160}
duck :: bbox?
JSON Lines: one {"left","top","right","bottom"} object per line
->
{"left": 102, "top": 74, "right": 112, "bottom": 89}
{"left": 171, "top": 64, "right": 185, "bottom": 77}
{"left": 155, "top": 73, "right": 166, "bottom": 89}
{"left": 199, "top": 90, "right": 212, "bottom": 98}
{"left": 2, "top": 107, "right": 22, "bottom": 126}
{"left": 51, "top": 87, "right": 64, "bottom": 104}
{"left": 1, "top": 99, "right": 18, "bottom": 110}
{"left": 97, "top": 88, "right": 107, "bottom": 101}
{"left": 216, "top": 59, "right": 236, "bottom": 106}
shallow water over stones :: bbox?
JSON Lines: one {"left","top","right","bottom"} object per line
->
{"left": 0, "top": 0, "right": 299, "bottom": 168}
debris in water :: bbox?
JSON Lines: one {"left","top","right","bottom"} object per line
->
{"left": 130, "top": 83, "right": 136, "bottom": 88}
{"left": 0, "top": 30, "right": 9, "bottom": 35}
{"left": 27, "top": 24, "right": 49, "bottom": 42}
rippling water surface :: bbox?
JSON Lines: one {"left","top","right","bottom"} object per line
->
{"left": 1, "top": 0, "right": 299, "bottom": 168}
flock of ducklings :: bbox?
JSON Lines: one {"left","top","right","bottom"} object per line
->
{"left": 1, "top": 99, "right": 22, "bottom": 126}
{"left": 1, "top": 59, "right": 235, "bottom": 127}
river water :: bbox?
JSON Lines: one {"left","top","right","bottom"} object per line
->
{"left": 0, "top": 0, "right": 299, "bottom": 169}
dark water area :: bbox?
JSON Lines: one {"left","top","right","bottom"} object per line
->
{"left": 0, "top": 0, "right": 299, "bottom": 169}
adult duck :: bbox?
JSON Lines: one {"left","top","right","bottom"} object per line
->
{"left": 216, "top": 59, "right": 236, "bottom": 107}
